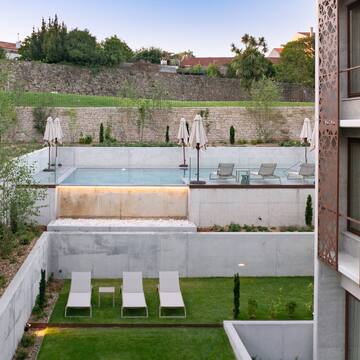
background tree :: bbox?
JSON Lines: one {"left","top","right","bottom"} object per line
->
{"left": 65, "top": 29, "right": 97, "bottom": 65}
{"left": 132, "top": 47, "right": 164, "bottom": 64}
{"left": 43, "top": 15, "right": 67, "bottom": 63}
{"left": 206, "top": 63, "right": 222, "bottom": 77}
{"left": 275, "top": 35, "right": 315, "bottom": 87}
{"left": 0, "top": 48, "right": 6, "bottom": 60}
{"left": 229, "top": 34, "right": 274, "bottom": 90}
{"left": 101, "top": 36, "right": 133, "bottom": 65}
{"left": 246, "top": 78, "right": 286, "bottom": 143}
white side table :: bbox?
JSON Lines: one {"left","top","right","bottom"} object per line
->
{"left": 98, "top": 286, "right": 115, "bottom": 307}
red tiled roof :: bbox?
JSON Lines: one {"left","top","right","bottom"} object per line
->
{"left": 274, "top": 48, "right": 283, "bottom": 53}
{"left": 180, "top": 57, "right": 233, "bottom": 68}
{"left": 0, "top": 41, "right": 18, "bottom": 52}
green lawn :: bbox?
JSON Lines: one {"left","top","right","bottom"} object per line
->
{"left": 50, "top": 277, "right": 313, "bottom": 324}
{"left": 2, "top": 91, "right": 314, "bottom": 108}
{"left": 37, "top": 328, "right": 235, "bottom": 360}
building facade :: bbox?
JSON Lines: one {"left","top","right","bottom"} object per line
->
{"left": 316, "top": 0, "right": 360, "bottom": 359}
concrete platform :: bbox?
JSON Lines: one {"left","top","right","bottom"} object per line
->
{"left": 47, "top": 218, "right": 197, "bottom": 233}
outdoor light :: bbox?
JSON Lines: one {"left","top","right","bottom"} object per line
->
{"left": 238, "top": 263, "right": 246, "bottom": 268}
{"left": 24, "top": 322, "right": 31, "bottom": 332}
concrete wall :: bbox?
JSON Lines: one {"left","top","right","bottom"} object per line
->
{"left": 189, "top": 187, "right": 314, "bottom": 227}
{"left": 56, "top": 146, "right": 315, "bottom": 169}
{"left": 0, "top": 233, "right": 50, "bottom": 360}
{"left": 224, "top": 321, "right": 313, "bottom": 360}
{"left": 57, "top": 186, "right": 188, "bottom": 219}
{"left": 0, "top": 60, "right": 315, "bottom": 101}
{"left": 48, "top": 232, "right": 314, "bottom": 278}
{"left": 12, "top": 106, "right": 315, "bottom": 144}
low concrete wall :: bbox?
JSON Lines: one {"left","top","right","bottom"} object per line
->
{"left": 57, "top": 146, "right": 315, "bottom": 169}
{"left": 189, "top": 187, "right": 314, "bottom": 227}
{"left": 224, "top": 321, "right": 313, "bottom": 360}
{"left": 0, "top": 233, "right": 50, "bottom": 360}
{"left": 57, "top": 186, "right": 188, "bottom": 219}
{"left": 49, "top": 232, "right": 314, "bottom": 278}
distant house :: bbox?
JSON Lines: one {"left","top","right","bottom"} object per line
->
{"left": 180, "top": 57, "right": 233, "bottom": 74}
{"left": 0, "top": 41, "right": 21, "bottom": 60}
{"left": 267, "top": 48, "right": 283, "bottom": 64}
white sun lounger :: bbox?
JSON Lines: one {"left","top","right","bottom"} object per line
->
{"left": 287, "top": 163, "right": 315, "bottom": 182}
{"left": 250, "top": 163, "right": 281, "bottom": 183}
{"left": 121, "top": 272, "right": 148, "bottom": 318}
{"left": 158, "top": 271, "right": 186, "bottom": 318}
{"left": 65, "top": 272, "right": 92, "bottom": 317}
{"left": 209, "top": 163, "right": 236, "bottom": 180}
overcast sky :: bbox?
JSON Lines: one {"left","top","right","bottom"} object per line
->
{"left": 0, "top": 0, "right": 316, "bottom": 56}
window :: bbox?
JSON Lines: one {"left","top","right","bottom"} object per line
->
{"left": 348, "top": 139, "right": 360, "bottom": 234}
{"left": 347, "top": 294, "right": 360, "bottom": 359}
{"left": 349, "top": 1, "right": 360, "bottom": 96}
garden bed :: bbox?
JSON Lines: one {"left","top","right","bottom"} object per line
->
{"left": 198, "top": 224, "right": 314, "bottom": 233}
{"left": 0, "top": 225, "right": 44, "bottom": 296}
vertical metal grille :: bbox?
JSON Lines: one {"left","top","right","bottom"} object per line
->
{"left": 318, "top": 0, "right": 339, "bottom": 269}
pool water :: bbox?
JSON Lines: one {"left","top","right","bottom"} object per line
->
{"left": 60, "top": 168, "right": 194, "bottom": 186}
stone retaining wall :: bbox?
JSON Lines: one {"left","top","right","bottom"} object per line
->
{"left": 0, "top": 60, "right": 315, "bottom": 101}
{"left": 12, "top": 106, "right": 314, "bottom": 144}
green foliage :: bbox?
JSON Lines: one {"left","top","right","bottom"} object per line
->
{"left": 233, "top": 273, "right": 240, "bottom": 319}
{"left": 101, "top": 35, "right": 133, "bottom": 65}
{"left": 79, "top": 133, "right": 93, "bottom": 144}
{"left": 177, "top": 66, "right": 206, "bottom": 75}
{"left": 228, "top": 223, "right": 241, "bottom": 232}
{"left": 269, "top": 288, "right": 284, "bottom": 319}
{"left": 206, "top": 63, "right": 222, "bottom": 77}
{"left": 32, "top": 106, "right": 51, "bottom": 134}
{"left": 15, "top": 348, "right": 28, "bottom": 360}
{"left": 19, "top": 15, "right": 132, "bottom": 67}
{"left": 246, "top": 78, "right": 286, "bottom": 143}
{"left": 279, "top": 140, "right": 302, "bottom": 147}
{"left": 133, "top": 47, "right": 163, "bottom": 64}
{"left": 230, "top": 34, "right": 274, "bottom": 90}
{"left": 104, "top": 123, "right": 115, "bottom": 142}
{"left": 165, "top": 125, "right": 170, "bottom": 143}
{"left": 21, "top": 333, "right": 36, "bottom": 348}
{"left": 275, "top": 36, "right": 315, "bottom": 87}
{"left": 285, "top": 301, "right": 298, "bottom": 318}
{"left": 229, "top": 126, "right": 235, "bottom": 144}
{"left": 99, "top": 123, "right": 104, "bottom": 143}
{"left": 38, "top": 269, "right": 47, "bottom": 310}
{"left": 237, "top": 139, "right": 247, "bottom": 145}
{"left": 305, "top": 195, "right": 313, "bottom": 227}
{"left": 248, "top": 297, "right": 258, "bottom": 319}
{"left": 0, "top": 48, "right": 6, "bottom": 60}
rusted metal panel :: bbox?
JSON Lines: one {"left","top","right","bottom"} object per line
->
{"left": 318, "top": 0, "right": 339, "bottom": 269}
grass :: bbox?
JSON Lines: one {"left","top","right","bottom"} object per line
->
{"left": 50, "top": 277, "right": 313, "bottom": 324}
{"left": 37, "top": 328, "right": 235, "bottom": 360}
{"left": 1, "top": 142, "right": 43, "bottom": 158}
{"left": 1, "top": 91, "right": 314, "bottom": 108}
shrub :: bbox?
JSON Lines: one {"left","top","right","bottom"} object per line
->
{"left": 79, "top": 133, "right": 93, "bottom": 144}
{"left": 165, "top": 125, "right": 170, "bottom": 143}
{"left": 206, "top": 63, "right": 222, "bottom": 77}
{"left": 15, "top": 348, "right": 28, "bottom": 360}
{"left": 305, "top": 195, "right": 313, "bottom": 227}
{"left": 279, "top": 140, "right": 302, "bottom": 147}
{"left": 38, "top": 269, "right": 46, "bottom": 310}
{"left": 230, "top": 126, "right": 235, "bottom": 144}
{"left": 248, "top": 297, "right": 258, "bottom": 319}
{"left": 0, "top": 48, "right": 6, "bottom": 60}
{"left": 233, "top": 273, "right": 240, "bottom": 319}
{"left": 285, "top": 301, "right": 297, "bottom": 318}
{"left": 228, "top": 223, "right": 241, "bottom": 232}
{"left": 237, "top": 139, "right": 247, "bottom": 145}
{"left": 99, "top": 123, "right": 104, "bottom": 143}
{"left": 21, "top": 333, "right": 35, "bottom": 348}
{"left": 32, "top": 107, "right": 50, "bottom": 134}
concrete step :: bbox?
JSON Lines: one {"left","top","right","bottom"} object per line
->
{"left": 47, "top": 218, "right": 197, "bottom": 233}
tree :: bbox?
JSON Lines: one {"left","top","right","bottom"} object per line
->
{"left": 275, "top": 36, "right": 315, "bottom": 87}
{"left": 0, "top": 48, "right": 5, "bottom": 60}
{"left": 133, "top": 47, "right": 164, "bottom": 64}
{"left": 305, "top": 195, "right": 313, "bottom": 227}
{"left": 206, "top": 63, "right": 222, "bottom": 77}
{"left": 230, "top": 34, "right": 274, "bottom": 90}
{"left": 43, "top": 15, "right": 67, "bottom": 63}
{"left": 99, "top": 123, "right": 104, "bottom": 143}
{"left": 101, "top": 36, "right": 133, "bottom": 65}
{"left": 230, "top": 126, "right": 235, "bottom": 144}
{"left": 65, "top": 29, "right": 97, "bottom": 65}
{"left": 246, "top": 78, "right": 286, "bottom": 143}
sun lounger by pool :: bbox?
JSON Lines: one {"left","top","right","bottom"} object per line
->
{"left": 209, "top": 163, "right": 236, "bottom": 180}
{"left": 65, "top": 272, "right": 92, "bottom": 317}
{"left": 121, "top": 272, "right": 148, "bottom": 318}
{"left": 158, "top": 271, "right": 186, "bottom": 318}
{"left": 287, "top": 163, "right": 315, "bottom": 182}
{"left": 250, "top": 163, "right": 280, "bottom": 183}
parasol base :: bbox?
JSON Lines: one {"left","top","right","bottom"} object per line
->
{"left": 179, "top": 164, "right": 188, "bottom": 168}
{"left": 190, "top": 180, "right": 206, "bottom": 185}
{"left": 43, "top": 168, "right": 55, "bottom": 172}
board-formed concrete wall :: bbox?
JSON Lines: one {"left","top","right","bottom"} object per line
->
{"left": 12, "top": 106, "right": 314, "bottom": 144}
{"left": 49, "top": 232, "right": 314, "bottom": 278}
{"left": 224, "top": 321, "right": 313, "bottom": 360}
{"left": 0, "top": 233, "right": 50, "bottom": 360}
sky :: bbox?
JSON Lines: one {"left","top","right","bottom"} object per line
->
{"left": 0, "top": 0, "right": 316, "bottom": 57}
